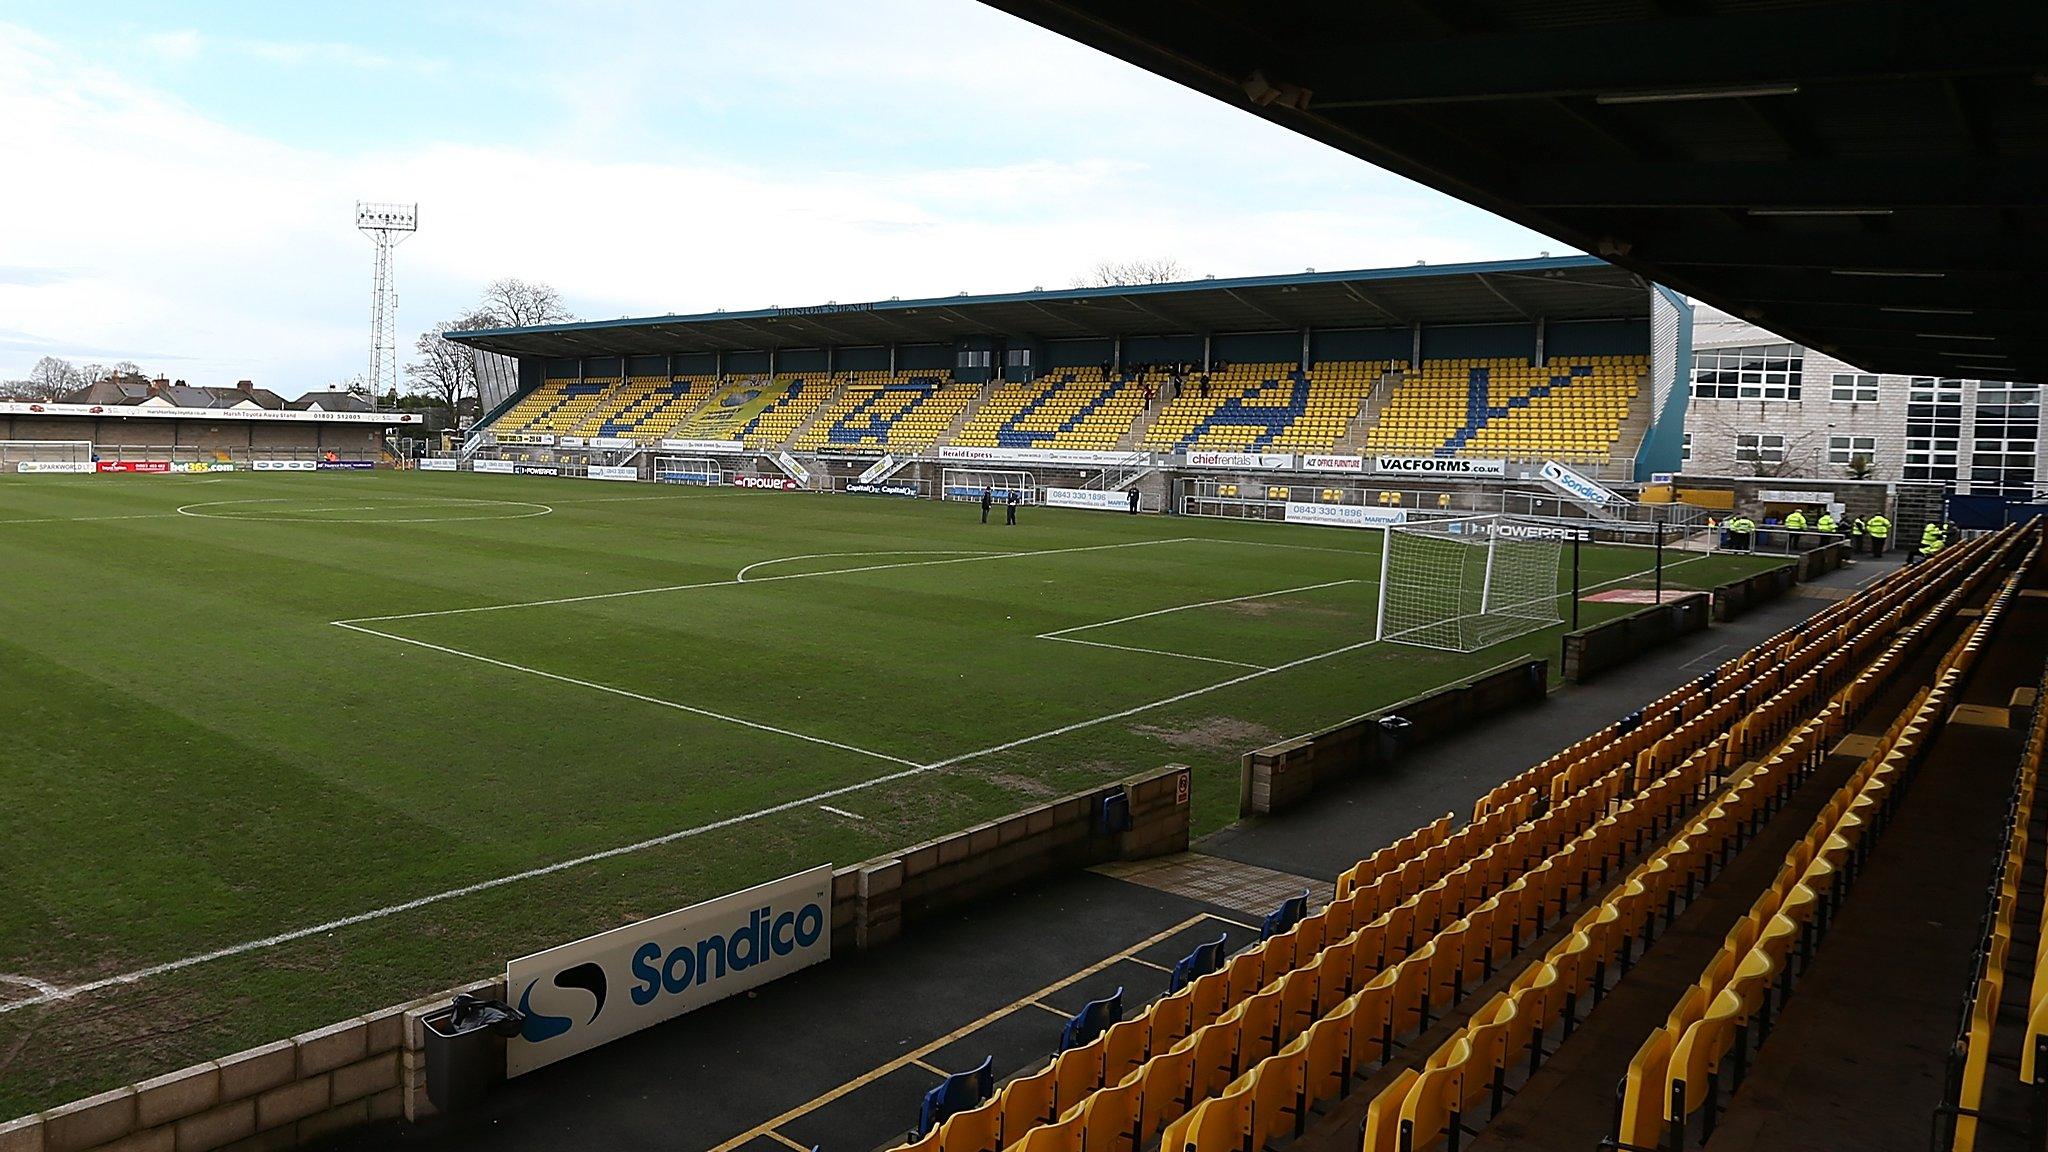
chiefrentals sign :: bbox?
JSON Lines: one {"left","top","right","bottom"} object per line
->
{"left": 507, "top": 866, "right": 831, "bottom": 1076}
{"left": 586, "top": 465, "right": 639, "bottom": 481}
{"left": 472, "top": 459, "right": 516, "bottom": 474}
{"left": 252, "top": 460, "right": 317, "bottom": 471}
{"left": 1373, "top": 455, "right": 1506, "bottom": 477}
{"left": 1186, "top": 450, "right": 1295, "bottom": 471}
{"left": 417, "top": 458, "right": 458, "bottom": 472}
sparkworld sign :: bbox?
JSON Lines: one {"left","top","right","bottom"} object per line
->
{"left": 506, "top": 866, "right": 831, "bottom": 1075}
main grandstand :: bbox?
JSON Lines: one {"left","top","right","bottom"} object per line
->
{"left": 447, "top": 257, "right": 1685, "bottom": 499}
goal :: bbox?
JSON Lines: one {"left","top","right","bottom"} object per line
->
{"left": 0, "top": 440, "right": 95, "bottom": 474}
{"left": 942, "top": 468, "right": 1034, "bottom": 504}
{"left": 1376, "top": 514, "right": 1564, "bottom": 652}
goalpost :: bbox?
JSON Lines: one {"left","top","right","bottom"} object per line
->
{"left": 1376, "top": 514, "right": 1565, "bottom": 652}
{"left": 0, "top": 440, "right": 95, "bottom": 474}
{"left": 942, "top": 468, "right": 1034, "bottom": 504}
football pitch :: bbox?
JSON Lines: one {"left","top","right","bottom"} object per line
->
{"left": 0, "top": 471, "right": 1779, "bottom": 1111}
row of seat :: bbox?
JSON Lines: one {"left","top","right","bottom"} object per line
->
{"left": 1373, "top": 528, "right": 2027, "bottom": 1151}
{"left": 954, "top": 372, "right": 1149, "bottom": 452}
{"left": 1606, "top": 529, "right": 2035, "bottom": 1152}
{"left": 1940, "top": 566, "right": 2048, "bottom": 1150}
{"left": 792, "top": 379, "right": 977, "bottom": 453}
{"left": 571, "top": 374, "right": 721, "bottom": 438}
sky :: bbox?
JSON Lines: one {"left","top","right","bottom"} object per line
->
{"left": 0, "top": 0, "right": 1559, "bottom": 393}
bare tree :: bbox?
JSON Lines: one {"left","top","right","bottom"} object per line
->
{"left": 1071, "top": 258, "right": 1188, "bottom": 288}
{"left": 113, "top": 360, "right": 143, "bottom": 378}
{"left": 404, "top": 312, "right": 492, "bottom": 414}
{"left": 477, "top": 278, "right": 575, "bottom": 328}
{"left": 78, "top": 362, "right": 110, "bottom": 388}
{"left": 14, "top": 356, "right": 84, "bottom": 401}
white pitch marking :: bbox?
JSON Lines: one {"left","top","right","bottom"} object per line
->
{"left": 1038, "top": 579, "right": 1361, "bottom": 639}
{"left": 1041, "top": 635, "right": 1272, "bottom": 670}
{"left": 0, "top": 756, "right": 951, "bottom": 1016}
{"left": 925, "top": 637, "right": 1385, "bottom": 771}
{"left": 0, "top": 973, "right": 64, "bottom": 1000}
{"left": 332, "top": 621, "right": 919, "bottom": 768}
{"left": 177, "top": 497, "right": 553, "bottom": 524}
{"left": 340, "top": 537, "right": 1198, "bottom": 624}
{"left": 737, "top": 550, "right": 1005, "bottom": 583}
{"left": 818, "top": 805, "right": 866, "bottom": 821}
{"left": 0, "top": 512, "right": 184, "bottom": 526}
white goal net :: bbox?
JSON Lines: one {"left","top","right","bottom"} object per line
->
{"left": 0, "top": 440, "right": 95, "bottom": 474}
{"left": 1377, "top": 514, "right": 1564, "bottom": 652}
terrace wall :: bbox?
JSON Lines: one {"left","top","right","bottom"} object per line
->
{"left": 1239, "top": 658, "right": 1549, "bottom": 816}
{"left": 1560, "top": 592, "right": 1711, "bottom": 683}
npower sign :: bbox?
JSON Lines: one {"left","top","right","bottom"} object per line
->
{"left": 507, "top": 866, "right": 831, "bottom": 1076}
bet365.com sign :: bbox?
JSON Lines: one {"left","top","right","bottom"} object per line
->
{"left": 506, "top": 866, "right": 832, "bottom": 1075}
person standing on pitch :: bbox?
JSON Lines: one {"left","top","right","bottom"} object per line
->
{"left": 1128, "top": 488, "right": 1140, "bottom": 514}
{"left": 1006, "top": 490, "right": 1020, "bottom": 525}
{"left": 981, "top": 487, "right": 992, "bottom": 524}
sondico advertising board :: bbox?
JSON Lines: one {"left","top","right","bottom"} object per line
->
{"left": 506, "top": 866, "right": 831, "bottom": 1075}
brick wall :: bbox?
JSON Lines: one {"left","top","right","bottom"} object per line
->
{"left": 1239, "top": 658, "right": 1549, "bottom": 816}
{"left": 836, "top": 765, "right": 1191, "bottom": 949}
{"left": 0, "top": 1002, "right": 418, "bottom": 1152}
{"left": 1561, "top": 593, "right": 1712, "bottom": 683}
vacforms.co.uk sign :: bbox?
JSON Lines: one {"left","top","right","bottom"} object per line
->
{"left": 505, "top": 866, "right": 832, "bottom": 1075}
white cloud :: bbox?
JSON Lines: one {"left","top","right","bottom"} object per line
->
{"left": 0, "top": 10, "right": 1557, "bottom": 391}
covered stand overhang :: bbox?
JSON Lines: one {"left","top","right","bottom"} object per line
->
{"left": 445, "top": 257, "right": 1646, "bottom": 359}
{"left": 977, "top": 0, "right": 2048, "bottom": 382}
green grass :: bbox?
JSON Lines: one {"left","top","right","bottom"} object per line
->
{"left": 0, "top": 471, "right": 1778, "bottom": 1113}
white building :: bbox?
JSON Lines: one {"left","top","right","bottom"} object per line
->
{"left": 1681, "top": 308, "right": 2043, "bottom": 496}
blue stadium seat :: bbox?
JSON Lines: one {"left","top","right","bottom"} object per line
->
{"left": 1057, "top": 988, "right": 1124, "bottom": 1053}
{"left": 913, "top": 1054, "right": 995, "bottom": 1138}
{"left": 1261, "top": 890, "right": 1311, "bottom": 941}
{"left": 1169, "top": 933, "right": 1230, "bottom": 993}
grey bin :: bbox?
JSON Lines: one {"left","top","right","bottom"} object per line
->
{"left": 423, "top": 994, "right": 524, "bottom": 1114}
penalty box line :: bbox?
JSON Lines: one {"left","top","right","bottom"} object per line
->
{"left": 1037, "top": 577, "right": 1365, "bottom": 672}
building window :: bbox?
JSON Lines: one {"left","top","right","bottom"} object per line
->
{"left": 1828, "top": 435, "right": 1877, "bottom": 465}
{"left": 1680, "top": 432, "right": 1691, "bottom": 463}
{"left": 1904, "top": 377, "right": 1965, "bottom": 482}
{"left": 956, "top": 349, "right": 991, "bottom": 369}
{"left": 1830, "top": 373, "right": 1879, "bottom": 403}
{"left": 1004, "top": 348, "right": 1032, "bottom": 368}
{"left": 1967, "top": 380, "right": 2039, "bottom": 493}
{"left": 1690, "top": 343, "right": 1803, "bottom": 400}
{"left": 1735, "top": 433, "right": 1785, "bottom": 464}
